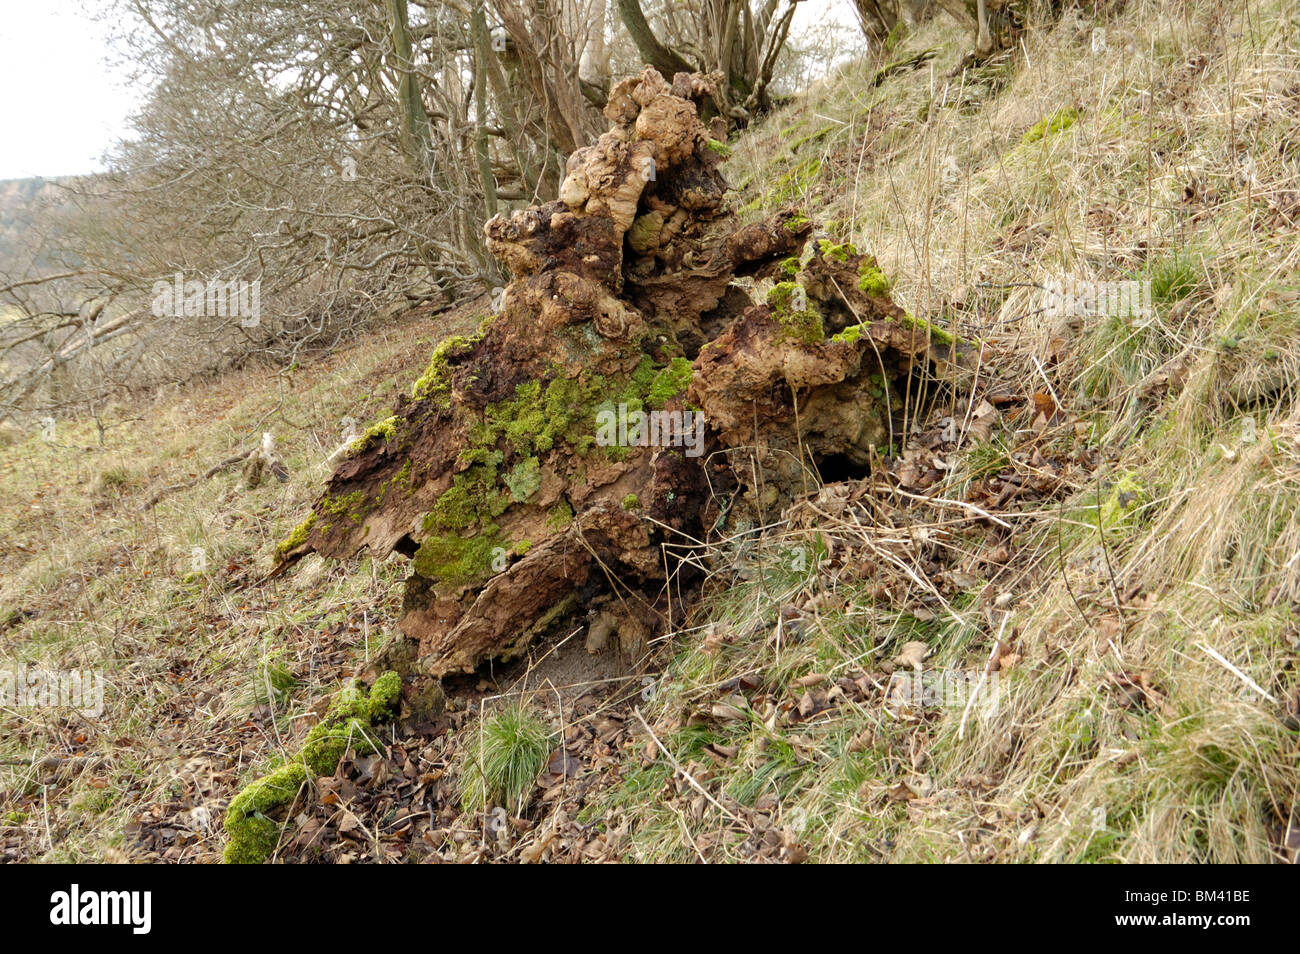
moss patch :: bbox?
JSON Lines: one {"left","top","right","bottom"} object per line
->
{"left": 817, "top": 239, "right": 856, "bottom": 263}
{"left": 767, "top": 281, "right": 825, "bottom": 344}
{"left": 647, "top": 358, "right": 693, "bottom": 410}
{"left": 900, "top": 311, "right": 956, "bottom": 345}
{"left": 412, "top": 333, "right": 482, "bottom": 406}
{"left": 273, "top": 513, "right": 316, "bottom": 561}
{"left": 1023, "top": 106, "right": 1079, "bottom": 144}
{"left": 831, "top": 323, "right": 864, "bottom": 344}
{"left": 223, "top": 673, "right": 401, "bottom": 863}
{"left": 858, "top": 262, "right": 891, "bottom": 296}
{"left": 413, "top": 530, "right": 503, "bottom": 587}
{"left": 348, "top": 415, "right": 402, "bottom": 456}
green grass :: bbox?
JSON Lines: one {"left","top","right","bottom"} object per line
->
{"left": 460, "top": 705, "right": 554, "bottom": 815}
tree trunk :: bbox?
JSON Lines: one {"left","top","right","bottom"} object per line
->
{"left": 615, "top": 0, "right": 695, "bottom": 77}
{"left": 386, "top": 0, "right": 434, "bottom": 176}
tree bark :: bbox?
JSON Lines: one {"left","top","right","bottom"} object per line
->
{"left": 615, "top": 0, "right": 695, "bottom": 77}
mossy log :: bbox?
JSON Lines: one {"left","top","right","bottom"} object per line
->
{"left": 275, "top": 68, "right": 963, "bottom": 678}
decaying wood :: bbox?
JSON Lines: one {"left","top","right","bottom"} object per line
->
{"left": 277, "top": 68, "right": 962, "bottom": 680}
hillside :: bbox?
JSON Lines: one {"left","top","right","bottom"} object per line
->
{"left": 2, "top": 0, "right": 1298, "bottom": 864}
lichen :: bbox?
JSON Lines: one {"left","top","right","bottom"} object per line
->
{"left": 504, "top": 456, "right": 542, "bottom": 502}
{"left": 274, "top": 513, "right": 316, "bottom": 561}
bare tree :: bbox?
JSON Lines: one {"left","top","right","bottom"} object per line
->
{"left": 1, "top": 0, "right": 619, "bottom": 417}
{"left": 614, "top": 0, "right": 807, "bottom": 121}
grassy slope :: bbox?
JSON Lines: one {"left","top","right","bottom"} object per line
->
{"left": 2, "top": 0, "right": 1297, "bottom": 863}
{"left": 588, "top": 0, "right": 1300, "bottom": 862}
{"left": 0, "top": 305, "right": 481, "bottom": 860}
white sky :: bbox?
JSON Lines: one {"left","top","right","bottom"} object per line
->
{"left": 0, "top": 1, "right": 139, "bottom": 179}
{"left": 0, "top": 0, "right": 851, "bottom": 181}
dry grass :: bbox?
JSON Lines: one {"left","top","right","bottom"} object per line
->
{"left": 3, "top": 0, "right": 1298, "bottom": 863}
{"left": 0, "top": 307, "right": 471, "bottom": 860}
{"left": 590, "top": 0, "right": 1300, "bottom": 863}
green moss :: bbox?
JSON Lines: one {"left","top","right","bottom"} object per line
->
{"left": 1099, "top": 474, "right": 1145, "bottom": 528}
{"left": 273, "top": 513, "right": 316, "bottom": 561}
{"left": 784, "top": 210, "right": 810, "bottom": 232}
{"left": 781, "top": 158, "right": 821, "bottom": 197}
{"left": 223, "top": 761, "right": 307, "bottom": 864}
{"left": 367, "top": 671, "right": 402, "bottom": 719}
{"left": 831, "top": 323, "right": 864, "bottom": 344}
{"left": 223, "top": 673, "right": 402, "bottom": 863}
{"left": 622, "top": 493, "right": 642, "bottom": 511}
{"left": 412, "top": 334, "right": 481, "bottom": 405}
{"left": 412, "top": 530, "right": 502, "bottom": 586}
{"left": 419, "top": 354, "right": 688, "bottom": 545}
{"left": 348, "top": 415, "right": 402, "bottom": 456}
{"left": 321, "top": 490, "right": 369, "bottom": 526}
{"left": 484, "top": 374, "right": 608, "bottom": 457}
{"left": 647, "top": 357, "right": 693, "bottom": 409}
{"left": 777, "top": 117, "right": 809, "bottom": 140}
{"left": 427, "top": 452, "right": 507, "bottom": 532}
{"left": 546, "top": 501, "right": 574, "bottom": 531}
{"left": 1, "top": 810, "right": 28, "bottom": 825}
{"left": 779, "top": 256, "right": 801, "bottom": 278}
{"left": 705, "top": 138, "right": 732, "bottom": 157}
{"left": 789, "top": 126, "right": 832, "bottom": 151}
{"left": 858, "top": 262, "right": 891, "bottom": 296}
{"left": 767, "top": 281, "right": 825, "bottom": 344}
{"left": 1023, "top": 106, "right": 1079, "bottom": 144}
{"left": 817, "top": 239, "right": 857, "bottom": 263}
{"left": 900, "top": 311, "right": 956, "bottom": 345}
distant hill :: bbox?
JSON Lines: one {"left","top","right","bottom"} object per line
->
{"left": 0, "top": 176, "right": 76, "bottom": 277}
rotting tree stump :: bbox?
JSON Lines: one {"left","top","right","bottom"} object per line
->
{"left": 274, "top": 67, "right": 965, "bottom": 683}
